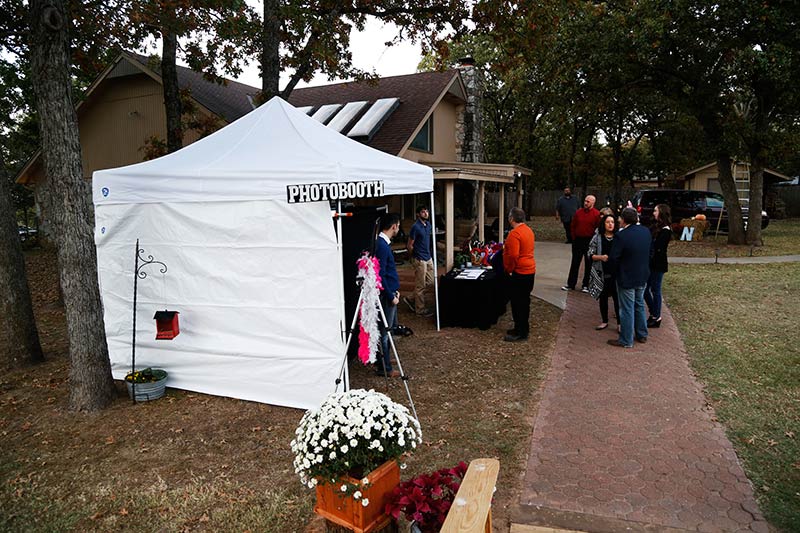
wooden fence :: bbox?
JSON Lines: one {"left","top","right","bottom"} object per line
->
{"left": 525, "top": 187, "right": 637, "bottom": 216}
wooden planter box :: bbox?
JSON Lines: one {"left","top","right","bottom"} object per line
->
{"left": 314, "top": 459, "right": 399, "bottom": 533}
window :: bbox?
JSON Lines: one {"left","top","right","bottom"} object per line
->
{"left": 641, "top": 191, "right": 670, "bottom": 207}
{"left": 410, "top": 116, "right": 433, "bottom": 152}
{"left": 705, "top": 193, "right": 724, "bottom": 208}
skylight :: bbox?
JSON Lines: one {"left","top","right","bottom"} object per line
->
{"left": 311, "top": 104, "right": 342, "bottom": 124}
{"left": 348, "top": 98, "right": 400, "bottom": 139}
{"left": 326, "top": 101, "right": 369, "bottom": 133}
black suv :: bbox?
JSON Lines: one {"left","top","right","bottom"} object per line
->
{"left": 631, "top": 189, "right": 769, "bottom": 232}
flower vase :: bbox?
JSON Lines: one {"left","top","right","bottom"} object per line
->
{"left": 314, "top": 459, "right": 400, "bottom": 533}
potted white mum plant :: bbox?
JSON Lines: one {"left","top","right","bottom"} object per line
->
{"left": 291, "top": 388, "right": 422, "bottom": 532}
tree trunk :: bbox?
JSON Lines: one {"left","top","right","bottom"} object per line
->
{"left": 260, "top": 0, "right": 281, "bottom": 104}
{"left": 0, "top": 144, "right": 44, "bottom": 368}
{"left": 29, "top": 0, "right": 115, "bottom": 411}
{"left": 746, "top": 159, "right": 764, "bottom": 246}
{"left": 161, "top": 29, "right": 182, "bottom": 153}
{"left": 715, "top": 153, "right": 747, "bottom": 245}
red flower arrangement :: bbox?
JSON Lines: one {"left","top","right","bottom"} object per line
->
{"left": 459, "top": 238, "right": 503, "bottom": 267}
{"left": 385, "top": 462, "right": 467, "bottom": 532}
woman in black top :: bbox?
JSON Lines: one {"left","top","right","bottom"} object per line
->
{"left": 588, "top": 214, "right": 619, "bottom": 330}
{"left": 645, "top": 204, "right": 672, "bottom": 327}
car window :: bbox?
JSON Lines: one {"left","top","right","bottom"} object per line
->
{"left": 688, "top": 192, "right": 706, "bottom": 210}
{"left": 641, "top": 191, "right": 669, "bottom": 208}
{"left": 706, "top": 193, "right": 724, "bottom": 208}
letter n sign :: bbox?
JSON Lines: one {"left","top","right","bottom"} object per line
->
{"left": 680, "top": 226, "right": 695, "bottom": 241}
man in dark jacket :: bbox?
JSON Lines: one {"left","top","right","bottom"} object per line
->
{"left": 608, "top": 208, "right": 651, "bottom": 348}
{"left": 555, "top": 187, "right": 579, "bottom": 243}
{"left": 375, "top": 213, "right": 402, "bottom": 377}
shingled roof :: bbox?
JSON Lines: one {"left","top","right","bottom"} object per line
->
{"left": 288, "top": 70, "right": 462, "bottom": 155}
{"left": 127, "top": 52, "right": 257, "bottom": 123}
{"left": 129, "top": 53, "right": 463, "bottom": 156}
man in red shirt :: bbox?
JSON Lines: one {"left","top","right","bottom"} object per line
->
{"left": 503, "top": 207, "right": 536, "bottom": 342}
{"left": 562, "top": 195, "right": 600, "bottom": 292}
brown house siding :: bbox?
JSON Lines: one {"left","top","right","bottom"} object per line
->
{"left": 25, "top": 73, "right": 207, "bottom": 183}
{"left": 402, "top": 100, "right": 459, "bottom": 164}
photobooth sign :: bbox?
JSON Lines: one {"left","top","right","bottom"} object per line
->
{"left": 286, "top": 180, "right": 385, "bottom": 203}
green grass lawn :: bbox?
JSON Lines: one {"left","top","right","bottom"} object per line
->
{"left": 533, "top": 215, "right": 800, "bottom": 258}
{"left": 666, "top": 263, "right": 800, "bottom": 531}
{"left": 669, "top": 218, "right": 800, "bottom": 258}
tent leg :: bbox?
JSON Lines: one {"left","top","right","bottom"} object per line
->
{"left": 376, "top": 301, "right": 418, "bottom": 423}
{"left": 335, "top": 200, "right": 349, "bottom": 392}
{"left": 429, "top": 191, "right": 441, "bottom": 331}
{"left": 336, "top": 287, "right": 364, "bottom": 392}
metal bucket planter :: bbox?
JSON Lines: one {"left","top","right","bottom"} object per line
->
{"left": 125, "top": 369, "right": 168, "bottom": 402}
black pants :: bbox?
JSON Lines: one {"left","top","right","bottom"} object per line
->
{"left": 599, "top": 278, "right": 619, "bottom": 324}
{"left": 562, "top": 220, "right": 572, "bottom": 243}
{"left": 567, "top": 237, "right": 591, "bottom": 289}
{"left": 508, "top": 273, "right": 535, "bottom": 337}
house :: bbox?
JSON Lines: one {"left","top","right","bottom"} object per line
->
{"left": 676, "top": 161, "right": 792, "bottom": 211}
{"left": 17, "top": 52, "right": 529, "bottom": 268}
{"left": 677, "top": 161, "right": 792, "bottom": 193}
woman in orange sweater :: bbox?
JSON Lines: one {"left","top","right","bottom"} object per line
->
{"left": 503, "top": 207, "right": 536, "bottom": 342}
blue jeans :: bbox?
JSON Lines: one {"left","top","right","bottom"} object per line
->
{"left": 379, "top": 294, "right": 398, "bottom": 372}
{"left": 617, "top": 283, "right": 648, "bottom": 347}
{"left": 644, "top": 271, "right": 664, "bottom": 319}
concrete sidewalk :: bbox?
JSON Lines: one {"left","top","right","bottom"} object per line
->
{"left": 533, "top": 241, "right": 572, "bottom": 310}
{"left": 512, "top": 291, "right": 768, "bottom": 532}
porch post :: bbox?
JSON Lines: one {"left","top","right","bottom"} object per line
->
{"left": 498, "top": 184, "right": 505, "bottom": 241}
{"left": 478, "top": 181, "right": 485, "bottom": 242}
{"left": 445, "top": 180, "right": 455, "bottom": 270}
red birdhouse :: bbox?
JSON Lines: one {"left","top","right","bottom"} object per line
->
{"left": 154, "top": 310, "right": 180, "bottom": 340}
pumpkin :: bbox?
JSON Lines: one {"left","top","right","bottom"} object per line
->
{"left": 694, "top": 214, "right": 707, "bottom": 221}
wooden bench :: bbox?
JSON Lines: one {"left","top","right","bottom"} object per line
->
{"left": 441, "top": 458, "right": 500, "bottom": 533}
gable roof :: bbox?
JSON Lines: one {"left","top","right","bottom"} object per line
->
{"left": 125, "top": 52, "right": 257, "bottom": 123}
{"left": 288, "top": 70, "right": 464, "bottom": 156}
{"left": 678, "top": 161, "right": 793, "bottom": 181}
{"left": 17, "top": 52, "right": 463, "bottom": 184}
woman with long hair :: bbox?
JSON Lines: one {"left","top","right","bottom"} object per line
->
{"left": 645, "top": 204, "right": 672, "bottom": 327}
{"left": 587, "top": 213, "right": 619, "bottom": 330}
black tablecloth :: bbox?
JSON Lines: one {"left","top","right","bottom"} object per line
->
{"left": 437, "top": 269, "right": 507, "bottom": 329}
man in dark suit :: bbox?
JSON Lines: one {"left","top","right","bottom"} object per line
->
{"left": 375, "top": 213, "right": 402, "bottom": 377}
{"left": 608, "top": 208, "right": 651, "bottom": 348}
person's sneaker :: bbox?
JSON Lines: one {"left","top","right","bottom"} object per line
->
{"left": 402, "top": 296, "right": 415, "bottom": 312}
{"left": 503, "top": 333, "right": 528, "bottom": 342}
{"left": 506, "top": 328, "right": 518, "bottom": 335}
{"left": 607, "top": 339, "right": 632, "bottom": 348}
{"left": 580, "top": 287, "right": 590, "bottom": 293}
{"left": 647, "top": 317, "right": 662, "bottom": 328}
{"left": 417, "top": 308, "right": 434, "bottom": 318}
{"left": 636, "top": 336, "right": 648, "bottom": 344}
{"left": 561, "top": 286, "right": 574, "bottom": 291}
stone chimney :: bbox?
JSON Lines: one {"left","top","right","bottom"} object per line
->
{"left": 455, "top": 57, "right": 484, "bottom": 164}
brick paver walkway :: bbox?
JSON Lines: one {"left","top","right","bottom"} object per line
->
{"left": 517, "top": 292, "right": 769, "bottom": 532}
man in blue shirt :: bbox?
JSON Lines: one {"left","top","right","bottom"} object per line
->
{"left": 608, "top": 208, "right": 651, "bottom": 348}
{"left": 375, "top": 213, "right": 401, "bottom": 377}
{"left": 405, "top": 205, "right": 434, "bottom": 317}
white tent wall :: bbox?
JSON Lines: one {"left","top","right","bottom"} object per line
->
{"left": 92, "top": 97, "right": 434, "bottom": 410}
{"left": 95, "top": 200, "right": 342, "bottom": 410}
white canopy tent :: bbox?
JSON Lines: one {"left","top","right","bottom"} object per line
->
{"left": 92, "top": 97, "right": 434, "bottom": 410}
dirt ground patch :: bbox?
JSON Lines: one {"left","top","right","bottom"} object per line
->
{"left": 0, "top": 249, "right": 560, "bottom": 532}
